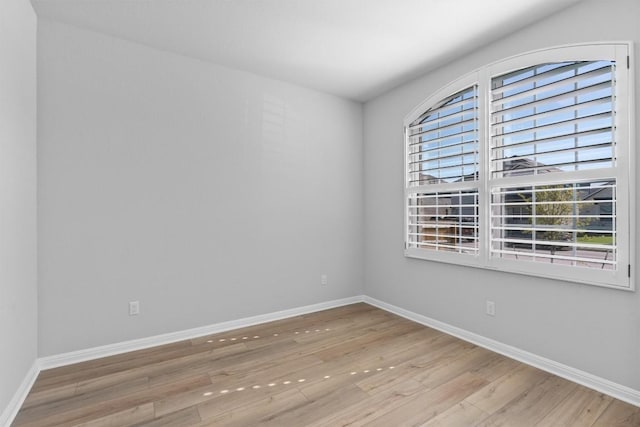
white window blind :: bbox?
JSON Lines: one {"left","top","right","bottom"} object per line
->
{"left": 407, "top": 86, "right": 479, "bottom": 185}
{"left": 490, "top": 181, "right": 616, "bottom": 269}
{"left": 406, "top": 86, "right": 480, "bottom": 257}
{"left": 404, "top": 43, "right": 633, "bottom": 289}
{"left": 407, "top": 190, "right": 479, "bottom": 254}
{"left": 489, "top": 60, "right": 619, "bottom": 271}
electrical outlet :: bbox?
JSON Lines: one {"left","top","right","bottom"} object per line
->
{"left": 486, "top": 300, "right": 495, "bottom": 316}
{"left": 321, "top": 274, "right": 328, "bottom": 286}
{"left": 129, "top": 301, "right": 140, "bottom": 316}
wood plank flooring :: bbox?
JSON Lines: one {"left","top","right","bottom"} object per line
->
{"left": 13, "top": 303, "right": 640, "bottom": 426}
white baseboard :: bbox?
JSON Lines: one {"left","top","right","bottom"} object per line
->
{"left": 0, "top": 360, "right": 39, "bottom": 427}
{"left": 39, "top": 295, "right": 364, "bottom": 370}
{"left": 6, "top": 293, "right": 638, "bottom": 427}
{"left": 2, "top": 296, "right": 363, "bottom": 426}
{"left": 363, "top": 295, "right": 640, "bottom": 408}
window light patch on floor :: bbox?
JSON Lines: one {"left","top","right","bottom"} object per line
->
{"left": 212, "top": 366, "right": 398, "bottom": 396}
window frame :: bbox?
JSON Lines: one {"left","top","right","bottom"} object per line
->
{"left": 405, "top": 72, "right": 485, "bottom": 268}
{"left": 403, "top": 42, "right": 635, "bottom": 290}
{"left": 405, "top": 81, "right": 482, "bottom": 261}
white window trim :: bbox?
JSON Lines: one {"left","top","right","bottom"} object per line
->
{"left": 404, "top": 42, "right": 635, "bottom": 291}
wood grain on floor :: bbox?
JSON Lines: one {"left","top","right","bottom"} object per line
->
{"left": 13, "top": 303, "right": 640, "bottom": 426}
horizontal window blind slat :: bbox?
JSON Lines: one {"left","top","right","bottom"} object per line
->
{"left": 408, "top": 176, "right": 477, "bottom": 185}
{"left": 492, "top": 214, "right": 609, "bottom": 220}
{"left": 408, "top": 225, "right": 479, "bottom": 231}
{"left": 491, "top": 182, "right": 615, "bottom": 196}
{"left": 409, "top": 134, "right": 476, "bottom": 149}
{"left": 409, "top": 202, "right": 479, "bottom": 207}
{"left": 492, "top": 61, "right": 594, "bottom": 95}
{"left": 416, "top": 160, "right": 478, "bottom": 174}
{"left": 495, "top": 61, "right": 601, "bottom": 84}
{"left": 492, "top": 111, "right": 611, "bottom": 138}
{"left": 493, "top": 96, "right": 611, "bottom": 129}
{"left": 491, "top": 156, "right": 613, "bottom": 175}
{"left": 409, "top": 232, "right": 479, "bottom": 239}
{"left": 409, "top": 142, "right": 477, "bottom": 158}
{"left": 491, "top": 142, "right": 612, "bottom": 165}
{"left": 493, "top": 63, "right": 611, "bottom": 98}
{"left": 413, "top": 242, "right": 480, "bottom": 252}
{"left": 408, "top": 117, "right": 476, "bottom": 140}
{"left": 410, "top": 193, "right": 479, "bottom": 198}
{"left": 491, "top": 199, "right": 616, "bottom": 208}
{"left": 411, "top": 89, "right": 477, "bottom": 126}
{"left": 409, "top": 201, "right": 479, "bottom": 207}
{"left": 492, "top": 80, "right": 612, "bottom": 115}
{"left": 489, "top": 127, "right": 611, "bottom": 151}
{"left": 490, "top": 248, "right": 616, "bottom": 265}
{"left": 409, "top": 106, "right": 477, "bottom": 133}
{"left": 409, "top": 151, "right": 477, "bottom": 166}
{"left": 492, "top": 225, "right": 615, "bottom": 234}
{"left": 492, "top": 68, "right": 612, "bottom": 107}
{"left": 490, "top": 238, "right": 615, "bottom": 252}
{"left": 492, "top": 93, "right": 610, "bottom": 120}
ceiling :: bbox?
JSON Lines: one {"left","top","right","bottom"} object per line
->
{"left": 32, "top": 0, "right": 583, "bottom": 101}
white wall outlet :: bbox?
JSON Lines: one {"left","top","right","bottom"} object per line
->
{"left": 321, "top": 274, "right": 328, "bottom": 286}
{"left": 129, "top": 301, "right": 140, "bottom": 316}
{"left": 486, "top": 300, "right": 495, "bottom": 316}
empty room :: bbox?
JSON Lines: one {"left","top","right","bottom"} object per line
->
{"left": 2, "top": 0, "right": 640, "bottom": 425}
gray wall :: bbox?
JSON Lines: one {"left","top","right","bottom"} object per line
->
{"left": 363, "top": 0, "right": 640, "bottom": 390}
{"left": 30, "top": 0, "right": 640, "bottom": 397}
{"left": 0, "top": 0, "right": 38, "bottom": 416}
{"left": 37, "top": 20, "right": 364, "bottom": 356}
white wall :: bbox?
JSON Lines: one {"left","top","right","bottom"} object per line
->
{"left": 0, "top": 0, "right": 38, "bottom": 417}
{"left": 364, "top": 0, "right": 640, "bottom": 390}
{"left": 37, "top": 20, "right": 363, "bottom": 356}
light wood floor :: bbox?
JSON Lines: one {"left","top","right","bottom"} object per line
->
{"left": 13, "top": 303, "right": 640, "bottom": 426}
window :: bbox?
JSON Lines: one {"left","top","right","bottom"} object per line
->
{"left": 404, "top": 43, "right": 633, "bottom": 289}
{"left": 407, "top": 86, "right": 480, "bottom": 256}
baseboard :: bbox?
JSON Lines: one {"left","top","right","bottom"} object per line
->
{"left": 0, "top": 360, "right": 39, "bottom": 427}
{"left": 10, "top": 292, "right": 638, "bottom": 427}
{"left": 362, "top": 295, "right": 640, "bottom": 408}
{"left": 39, "top": 295, "right": 364, "bottom": 370}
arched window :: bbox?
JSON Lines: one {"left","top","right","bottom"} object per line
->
{"left": 404, "top": 43, "right": 633, "bottom": 289}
